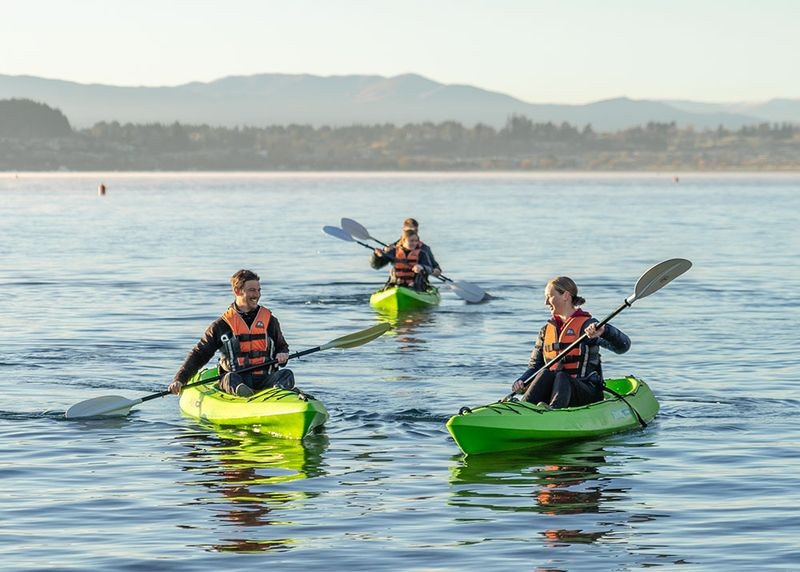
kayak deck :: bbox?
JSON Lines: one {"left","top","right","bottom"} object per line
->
{"left": 179, "top": 368, "right": 328, "bottom": 439}
{"left": 369, "top": 285, "right": 441, "bottom": 312}
{"left": 446, "top": 376, "right": 659, "bottom": 455}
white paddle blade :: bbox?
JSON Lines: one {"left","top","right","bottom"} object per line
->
{"left": 449, "top": 281, "right": 486, "bottom": 303}
{"left": 628, "top": 258, "right": 692, "bottom": 304}
{"left": 323, "top": 225, "right": 354, "bottom": 242}
{"left": 65, "top": 395, "right": 141, "bottom": 419}
{"left": 340, "top": 218, "right": 372, "bottom": 240}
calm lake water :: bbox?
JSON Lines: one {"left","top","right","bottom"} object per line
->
{"left": 1, "top": 172, "right": 798, "bottom": 571}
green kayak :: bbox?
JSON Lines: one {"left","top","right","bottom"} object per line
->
{"left": 179, "top": 368, "right": 328, "bottom": 439}
{"left": 369, "top": 285, "right": 441, "bottom": 312}
{"left": 446, "top": 376, "right": 659, "bottom": 455}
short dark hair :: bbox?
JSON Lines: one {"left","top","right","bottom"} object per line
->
{"left": 402, "top": 229, "right": 419, "bottom": 241}
{"left": 403, "top": 217, "right": 419, "bottom": 230}
{"left": 230, "top": 269, "right": 260, "bottom": 292}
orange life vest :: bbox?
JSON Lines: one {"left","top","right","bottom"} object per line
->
{"left": 221, "top": 305, "right": 274, "bottom": 379}
{"left": 543, "top": 315, "right": 592, "bottom": 377}
{"left": 393, "top": 245, "right": 421, "bottom": 286}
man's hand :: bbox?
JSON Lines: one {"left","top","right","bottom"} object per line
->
{"left": 168, "top": 380, "right": 184, "bottom": 395}
{"left": 412, "top": 264, "right": 423, "bottom": 273}
{"left": 276, "top": 352, "right": 289, "bottom": 365}
{"left": 432, "top": 268, "right": 442, "bottom": 277}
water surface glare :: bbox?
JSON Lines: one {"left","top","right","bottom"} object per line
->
{"left": 1, "top": 173, "right": 798, "bottom": 570}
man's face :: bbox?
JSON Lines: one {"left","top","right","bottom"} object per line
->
{"left": 234, "top": 279, "right": 261, "bottom": 311}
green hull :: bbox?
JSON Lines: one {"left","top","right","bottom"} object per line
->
{"left": 369, "top": 286, "right": 441, "bottom": 312}
{"left": 446, "top": 376, "right": 659, "bottom": 455}
{"left": 179, "top": 368, "right": 328, "bottom": 439}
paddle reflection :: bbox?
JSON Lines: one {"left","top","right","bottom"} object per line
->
{"left": 449, "top": 442, "right": 625, "bottom": 546}
{"left": 178, "top": 425, "right": 328, "bottom": 553}
{"left": 373, "top": 309, "right": 437, "bottom": 351}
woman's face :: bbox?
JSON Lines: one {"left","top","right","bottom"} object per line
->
{"left": 544, "top": 283, "right": 571, "bottom": 315}
{"left": 403, "top": 235, "right": 420, "bottom": 250}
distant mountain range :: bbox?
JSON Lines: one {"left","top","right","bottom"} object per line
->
{"left": 1, "top": 73, "right": 798, "bottom": 131}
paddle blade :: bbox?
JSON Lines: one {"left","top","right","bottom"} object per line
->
{"left": 65, "top": 395, "right": 141, "bottom": 419}
{"left": 449, "top": 280, "right": 487, "bottom": 303}
{"left": 628, "top": 258, "right": 692, "bottom": 304}
{"left": 320, "top": 323, "right": 391, "bottom": 350}
{"left": 323, "top": 225, "right": 354, "bottom": 242}
{"left": 340, "top": 218, "right": 372, "bottom": 241}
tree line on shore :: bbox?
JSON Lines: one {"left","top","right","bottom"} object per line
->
{"left": 2, "top": 98, "right": 799, "bottom": 170}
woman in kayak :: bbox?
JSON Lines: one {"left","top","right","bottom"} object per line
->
{"left": 370, "top": 229, "right": 435, "bottom": 291}
{"left": 511, "top": 276, "right": 631, "bottom": 408}
{"left": 371, "top": 218, "right": 442, "bottom": 277}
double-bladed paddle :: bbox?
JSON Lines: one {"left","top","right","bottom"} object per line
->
{"left": 328, "top": 218, "right": 488, "bottom": 303}
{"left": 65, "top": 323, "right": 391, "bottom": 419}
{"left": 505, "top": 258, "right": 693, "bottom": 412}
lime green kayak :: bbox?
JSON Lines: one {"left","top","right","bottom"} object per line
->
{"left": 179, "top": 368, "right": 328, "bottom": 439}
{"left": 446, "top": 376, "right": 659, "bottom": 455}
{"left": 369, "top": 285, "right": 441, "bottom": 312}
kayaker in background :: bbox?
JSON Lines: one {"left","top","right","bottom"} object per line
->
{"left": 371, "top": 229, "right": 435, "bottom": 291}
{"left": 511, "top": 276, "right": 631, "bottom": 409}
{"left": 167, "top": 269, "right": 294, "bottom": 397}
{"left": 372, "top": 217, "right": 442, "bottom": 277}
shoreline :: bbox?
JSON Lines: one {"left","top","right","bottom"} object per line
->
{"left": 3, "top": 170, "right": 800, "bottom": 180}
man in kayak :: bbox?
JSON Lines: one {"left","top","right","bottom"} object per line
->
{"left": 370, "top": 229, "right": 435, "bottom": 291}
{"left": 510, "top": 276, "right": 630, "bottom": 409}
{"left": 371, "top": 217, "right": 442, "bottom": 277}
{"left": 168, "top": 269, "right": 294, "bottom": 397}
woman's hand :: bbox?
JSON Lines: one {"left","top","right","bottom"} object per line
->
{"left": 586, "top": 323, "right": 605, "bottom": 339}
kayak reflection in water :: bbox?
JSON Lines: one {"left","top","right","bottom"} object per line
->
{"left": 168, "top": 269, "right": 294, "bottom": 398}
{"left": 370, "top": 218, "right": 442, "bottom": 291}
{"left": 511, "top": 276, "right": 631, "bottom": 408}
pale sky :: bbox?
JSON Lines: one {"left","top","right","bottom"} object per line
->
{"left": 2, "top": 0, "right": 798, "bottom": 104}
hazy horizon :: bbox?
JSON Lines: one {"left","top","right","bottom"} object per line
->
{"left": 2, "top": 0, "right": 799, "bottom": 104}
{"left": 2, "top": 70, "right": 795, "bottom": 107}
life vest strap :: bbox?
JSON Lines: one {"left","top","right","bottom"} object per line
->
{"left": 243, "top": 350, "right": 270, "bottom": 359}
{"left": 238, "top": 333, "right": 267, "bottom": 342}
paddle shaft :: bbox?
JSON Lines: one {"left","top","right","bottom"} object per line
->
{"left": 141, "top": 346, "right": 324, "bottom": 403}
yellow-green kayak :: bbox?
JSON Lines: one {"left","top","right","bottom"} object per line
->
{"left": 369, "top": 285, "right": 441, "bottom": 312}
{"left": 179, "top": 367, "right": 328, "bottom": 439}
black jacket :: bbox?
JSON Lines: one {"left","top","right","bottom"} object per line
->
{"left": 172, "top": 304, "right": 289, "bottom": 384}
